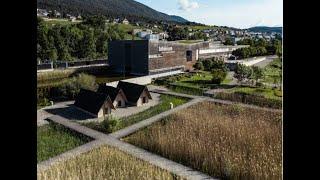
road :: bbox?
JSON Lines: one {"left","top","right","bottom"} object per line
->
{"left": 252, "top": 55, "right": 278, "bottom": 68}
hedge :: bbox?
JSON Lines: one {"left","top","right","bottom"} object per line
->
{"left": 214, "top": 91, "right": 282, "bottom": 109}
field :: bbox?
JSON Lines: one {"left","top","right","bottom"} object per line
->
{"left": 84, "top": 94, "right": 189, "bottom": 133}
{"left": 38, "top": 145, "right": 180, "bottom": 180}
{"left": 125, "top": 101, "right": 282, "bottom": 179}
{"left": 37, "top": 123, "right": 92, "bottom": 162}
{"left": 43, "top": 18, "right": 81, "bottom": 26}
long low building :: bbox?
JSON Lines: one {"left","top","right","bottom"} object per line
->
{"left": 108, "top": 40, "right": 248, "bottom": 75}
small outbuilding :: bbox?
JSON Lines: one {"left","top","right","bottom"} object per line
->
{"left": 74, "top": 89, "right": 115, "bottom": 118}
{"left": 97, "top": 84, "right": 128, "bottom": 108}
{"left": 116, "top": 81, "right": 152, "bottom": 106}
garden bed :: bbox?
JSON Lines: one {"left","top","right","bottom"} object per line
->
{"left": 37, "top": 123, "right": 92, "bottom": 162}
{"left": 38, "top": 145, "right": 180, "bottom": 180}
{"left": 125, "top": 101, "right": 282, "bottom": 179}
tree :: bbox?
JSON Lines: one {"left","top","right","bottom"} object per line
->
{"left": 82, "top": 15, "right": 106, "bottom": 30}
{"left": 211, "top": 69, "right": 227, "bottom": 84}
{"left": 251, "top": 66, "right": 263, "bottom": 86}
{"left": 167, "top": 26, "right": 188, "bottom": 41}
{"left": 202, "top": 59, "right": 213, "bottom": 71}
{"left": 223, "top": 37, "right": 234, "bottom": 45}
{"left": 234, "top": 63, "right": 252, "bottom": 84}
{"left": 211, "top": 59, "right": 228, "bottom": 72}
{"left": 79, "top": 28, "right": 96, "bottom": 59}
{"left": 193, "top": 61, "right": 204, "bottom": 70}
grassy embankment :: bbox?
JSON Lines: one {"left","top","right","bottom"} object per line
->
{"left": 126, "top": 101, "right": 282, "bottom": 179}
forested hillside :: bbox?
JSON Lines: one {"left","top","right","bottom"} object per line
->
{"left": 37, "top": 0, "right": 188, "bottom": 23}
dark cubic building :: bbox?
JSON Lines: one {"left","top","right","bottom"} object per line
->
{"left": 108, "top": 40, "right": 248, "bottom": 75}
{"left": 108, "top": 40, "right": 209, "bottom": 75}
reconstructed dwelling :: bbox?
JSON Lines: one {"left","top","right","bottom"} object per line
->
{"left": 108, "top": 40, "right": 248, "bottom": 75}
{"left": 97, "top": 84, "right": 128, "bottom": 108}
{"left": 74, "top": 89, "right": 115, "bottom": 118}
{"left": 116, "top": 81, "right": 152, "bottom": 106}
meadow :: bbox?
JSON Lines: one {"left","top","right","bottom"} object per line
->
{"left": 125, "top": 101, "right": 282, "bottom": 179}
{"left": 37, "top": 123, "right": 92, "bottom": 162}
{"left": 38, "top": 145, "right": 181, "bottom": 180}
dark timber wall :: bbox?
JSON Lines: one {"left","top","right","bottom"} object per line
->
{"left": 108, "top": 40, "right": 149, "bottom": 75}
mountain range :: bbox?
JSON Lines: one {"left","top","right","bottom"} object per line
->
{"left": 37, "top": 0, "right": 189, "bottom": 23}
{"left": 248, "top": 26, "right": 282, "bottom": 34}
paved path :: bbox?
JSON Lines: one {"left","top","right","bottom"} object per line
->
{"left": 39, "top": 115, "right": 216, "bottom": 180}
{"left": 253, "top": 55, "right": 278, "bottom": 68}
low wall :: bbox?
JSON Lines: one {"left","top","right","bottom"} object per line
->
{"left": 106, "top": 70, "right": 183, "bottom": 87}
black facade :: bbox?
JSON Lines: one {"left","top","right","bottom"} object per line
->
{"left": 108, "top": 40, "right": 149, "bottom": 75}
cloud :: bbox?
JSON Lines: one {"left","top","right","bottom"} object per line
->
{"left": 178, "top": 0, "right": 199, "bottom": 11}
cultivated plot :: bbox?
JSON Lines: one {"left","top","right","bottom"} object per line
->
{"left": 125, "top": 101, "right": 282, "bottom": 179}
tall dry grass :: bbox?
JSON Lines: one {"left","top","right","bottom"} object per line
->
{"left": 38, "top": 145, "right": 181, "bottom": 180}
{"left": 125, "top": 101, "right": 282, "bottom": 179}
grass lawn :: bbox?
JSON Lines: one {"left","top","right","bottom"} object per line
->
{"left": 177, "top": 40, "right": 204, "bottom": 44}
{"left": 38, "top": 145, "right": 179, "bottom": 180}
{"left": 125, "top": 101, "right": 282, "bottom": 179}
{"left": 84, "top": 94, "right": 189, "bottom": 134}
{"left": 43, "top": 19, "right": 80, "bottom": 26}
{"left": 174, "top": 71, "right": 213, "bottom": 88}
{"left": 226, "top": 86, "right": 282, "bottom": 100}
{"left": 262, "top": 58, "right": 282, "bottom": 84}
{"left": 37, "top": 123, "right": 92, "bottom": 163}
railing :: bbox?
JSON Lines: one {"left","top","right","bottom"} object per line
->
{"left": 37, "top": 59, "right": 108, "bottom": 71}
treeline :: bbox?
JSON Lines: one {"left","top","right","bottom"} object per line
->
{"left": 232, "top": 39, "right": 282, "bottom": 59}
{"left": 37, "top": 16, "right": 126, "bottom": 62}
{"left": 166, "top": 26, "right": 208, "bottom": 41}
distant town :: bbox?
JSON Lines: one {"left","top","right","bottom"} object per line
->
{"left": 37, "top": 2, "right": 283, "bottom": 179}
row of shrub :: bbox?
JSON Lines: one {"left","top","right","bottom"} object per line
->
{"left": 168, "top": 83, "right": 205, "bottom": 96}
{"left": 37, "top": 73, "right": 98, "bottom": 105}
{"left": 153, "top": 73, "right": 194, "bottom": 86}
{"left": 214, "top": 91, "right": 282, "bottom": 109}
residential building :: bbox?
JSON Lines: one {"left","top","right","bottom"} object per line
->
{"left": 145, "top": 34, "right": 159, "bottom": 41}
{"left": 97, "top": 85, "right": 128, "bottom": 108}
{"left": 122, "top": 18, "right": 129, "bottom": 25}
{"left": 116, "top": 81, "right": 152, "bottom": 106}
{"left": 74, "top": 89, "right": 115, "bottom": 118}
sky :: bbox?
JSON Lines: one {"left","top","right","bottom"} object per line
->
{"left": 135, "top": 0, "right": 283, "bottom": 29}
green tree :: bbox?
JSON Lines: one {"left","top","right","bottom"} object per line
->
{"left": 193, "top": 61, "right": 204, "bottom": 70}
{"left": 234, "top": 63, "right": 253, "bottom": 84}
{"left": 202, "top": 59, "right": 213, "bottom": 71}
{"left": 223, "top": 37, "right": 234, "bottom": 45}
{"left": 251, "top": 66, "right": 263, "bottom": 86}
{"left": 82, "top": 15, "right": 106, "bottom": 30}
{"left": 79, "top": 28, "right": 96, "bottom": 59}
{"left": 211, "top": 69, "right": 227, "bottom": 84}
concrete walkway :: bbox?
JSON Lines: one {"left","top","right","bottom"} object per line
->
{"left": 39, "top": 114, "right": 216, "bottom": 180}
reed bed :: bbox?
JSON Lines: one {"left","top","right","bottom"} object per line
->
{"left": 125, "top": 101, "right": 282, "bottom": 179}
{"left": 38, "top": 145, "right": 181, "bottom": 180}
